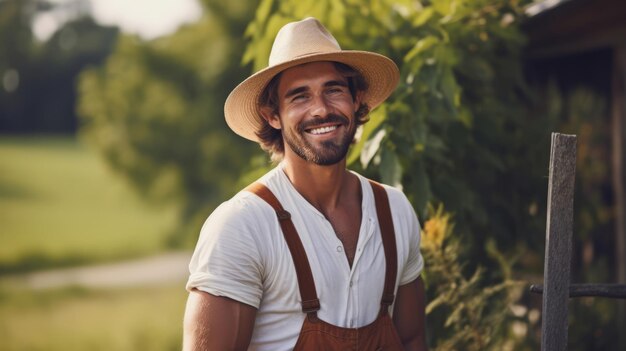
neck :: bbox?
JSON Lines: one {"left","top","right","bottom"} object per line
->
{"left": 281, "top": 153, "right": 356, "bottom": 215}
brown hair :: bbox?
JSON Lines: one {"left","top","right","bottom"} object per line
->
{"left": 256, "top": 62, "right": 371, "bottom": 162}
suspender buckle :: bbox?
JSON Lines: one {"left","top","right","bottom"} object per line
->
{"left": 301, "top": 298, "right": 321, "bottom": 313}
{"left": 381, "top": 293, "right": 395, "bottom": 306}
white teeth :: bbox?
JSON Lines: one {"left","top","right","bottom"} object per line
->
{"left": 309, "top": 125, "right": 338, "bottom": 135}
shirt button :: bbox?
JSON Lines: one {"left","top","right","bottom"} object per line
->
{"left": 337, "top": 246, "right": 343, "bottom": 252}
{"left": 349, "top": 281, "right": 353, "bottom": 287}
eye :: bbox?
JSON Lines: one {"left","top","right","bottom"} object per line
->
{"left": 326, "top": 86, "right": 347, "bottom": 95}
{"left": 290, "top": 94, "right": 308, "bottom": 103}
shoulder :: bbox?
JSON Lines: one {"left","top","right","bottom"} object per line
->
{"left": 380, "top": 185, "right": 420, "bottom": 234}
{"left": 381, "top": 184, "right": 414, "bottom": 213}
{"left": 205, "top": 166, "right": 285, "bottom": 228}
{"left": 209, "top": 191, "right": 272, "bottom": 224}
{"left": 197, "top": 189, "right": 277, "bottom": 250}
{"left": 196, "top": 166, "right": 290, "bottom": 251}
{"left": 353, "top": 172, "right": 414, "bottom": 213}
{"left": 354, "top": 174, "right": 420, "bottom": 231}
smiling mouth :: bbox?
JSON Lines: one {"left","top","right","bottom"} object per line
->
{"left": 307, "top": 125, "right": 339, "bottom": 135}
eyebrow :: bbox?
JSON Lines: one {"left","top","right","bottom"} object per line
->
{"left": 283, "top": 80, "right": 349, "bottom": 99}
{"left": 284, "top": 86, "right": 308, "bottom": 99}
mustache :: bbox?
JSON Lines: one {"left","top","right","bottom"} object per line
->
{"left": 297, "top": 114, "right": 349, "bottom": 133}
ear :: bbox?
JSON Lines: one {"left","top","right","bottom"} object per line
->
{"left": 260, "top": 106, "right": 281, "bottom": 130}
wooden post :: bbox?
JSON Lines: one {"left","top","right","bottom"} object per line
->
{"left": 542, "top": 133, "right": 577, "bottom": 351}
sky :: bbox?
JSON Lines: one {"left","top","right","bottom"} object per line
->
{"left": 33, "top": 0, "right": 203, "bottom": 41}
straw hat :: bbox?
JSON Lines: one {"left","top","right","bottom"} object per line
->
{"left": 224, "top": 17, "right": 400, "bottom": 142}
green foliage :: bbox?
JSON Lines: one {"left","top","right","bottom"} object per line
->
{"left": 0, "top": 0, "right": 37, "bottom": 81}
{"left": 546, "top": 84, "right": 611, "bottom": 246}
{"left": 244, "top": 0, "right": 545, "bottom": 258}
{"left": 568, "top": 297, "right": 622, "bottom": 351}
{"left": 0, "top": 0, "right": 118, "bottom": 132}
{"left": 0, "top": 0, "right": 43, "bottom": 130}
{"left": 0, "top": 136, "right": 177, "bottom": 273}
{"left": 421, "top": 204, "right": 525, "bottom": 350}
{"left": 77, "top": 1, "right": 262, "bottom": 246}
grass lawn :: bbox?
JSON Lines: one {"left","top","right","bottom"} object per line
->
{"left": 0, "top": 135, "right": 179, "bottom": 273}
{"left": 0, "top": 283, "right": 187, "bottom": 351}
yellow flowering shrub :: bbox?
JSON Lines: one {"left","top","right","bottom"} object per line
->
{"left": 422, "top": 204, "right": 454, "bottom": 251}
{"left": 421, "top": 203, "right": 525, "bottom": 351}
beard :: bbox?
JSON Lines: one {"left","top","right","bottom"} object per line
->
{"left": 282, "top": 113, "right": 357, "bottom": 166}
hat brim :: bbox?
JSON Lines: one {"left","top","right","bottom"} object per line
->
{"left": 224, "top": 51, "right": 400, "bottom": 142}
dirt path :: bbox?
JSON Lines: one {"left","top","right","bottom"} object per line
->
{"left": 0, "top": 251, "right": 192, "bottom": 290}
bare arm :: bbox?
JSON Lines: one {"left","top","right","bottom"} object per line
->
{"left": 393, "top": 276, "right": 428, "bottom": 351}
{"left": 183, "top": 288, "right": 257, "bottom": 351}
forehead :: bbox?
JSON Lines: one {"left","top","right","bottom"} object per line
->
{"left": 277, "top": 61, "right": 346, "bottom": 94}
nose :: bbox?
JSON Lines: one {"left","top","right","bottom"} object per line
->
{"left": 309, "top": 93, "right": 331, "bottom": 118}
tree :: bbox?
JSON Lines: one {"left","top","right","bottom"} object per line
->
{"left": 0, "top": 0, "right": 118, "bottom": 133}
{"left": 77, "top": 0, "right": 261, "bottom": 246}
{"left": 0, "top": 0, "right": 40, "bottom": 131}
{"left": 36, "top": 17, "right": 118, "bottom": 132}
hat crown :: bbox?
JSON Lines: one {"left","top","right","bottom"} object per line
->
{"left": 269, "top": 17, "right": 341, "bottom": 66}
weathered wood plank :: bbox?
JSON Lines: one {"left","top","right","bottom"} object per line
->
{"left": 530, "top": 284, "right": 626, "bottom": 299}
{"left": 542, "top": 133, "right": 577, "bottom": 351}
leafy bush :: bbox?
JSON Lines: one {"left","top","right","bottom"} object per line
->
{"left": 244, "top": 0, "right": 545, "bottom": 258}
{"left": 77, "top": 1, "right": 262, "bottom": 246}
{"left": 421, "top": 204, "right": 527, "bottom": 350}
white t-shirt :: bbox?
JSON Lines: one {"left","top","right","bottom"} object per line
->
{"left": 186, "top": 165, "right": 423, "bottom": 350}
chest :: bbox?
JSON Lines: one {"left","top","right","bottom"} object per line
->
{"left": 325, "top": 206, "right": 362, "bottom": 265}
{"left": 259, "top": 212, "right": 388, "bottom": 324}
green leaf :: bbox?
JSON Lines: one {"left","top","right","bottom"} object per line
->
{"left": 328, "top": 0, "right": 346, "bottom": 29}
{"left": 404, "top": 35, "right": 438, "bottom": 63}
{"left": 347, "top": 104, "right": 387, "bottom": 166}
{"left": 252, "top": 14, "right": 291, "bottom": 71}
{"left": 255, "top": 0, "right": 275, "bottom": 24}
{"left": 426, "top": 293, "right": 448, "bottom": 314}
{"left": 409, "top": 159, "right": 431, "bottom": 214}
{"left": 412, "top": 7, "right": 435, "bottom": 27}
{"left": 380, "top": 147, "right": 403, "bottom": 189}
{"left": 445, "top": 302, "right": 464, "bottom": 327}
{"left": 439, "top": 66, "right": 460, "bottom": 113}
{"left": 360, "top": 129, "right": 386, "bottom": 169}
{"left": 432, "top": 0, "right": 453, "bottom": 16}
{"left": 458, "top": 107, "right": 473, "bottom": 128}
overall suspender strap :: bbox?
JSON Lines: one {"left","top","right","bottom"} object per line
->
{"left": 245, "top": 180, "right": 398, "bottom": 314}
{"left": 368, "top": 180, "right": 398, "bottom": 308}
{"left": 245, "top": 182, "right": 321, "bottom": 313}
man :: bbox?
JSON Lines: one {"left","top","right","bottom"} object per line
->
{"left": 183, "top": 17, "right": 427, "bottom": 350}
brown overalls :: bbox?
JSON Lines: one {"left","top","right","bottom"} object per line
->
{"left": 246, "top": 180, "right": 405, "bottom": 351}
